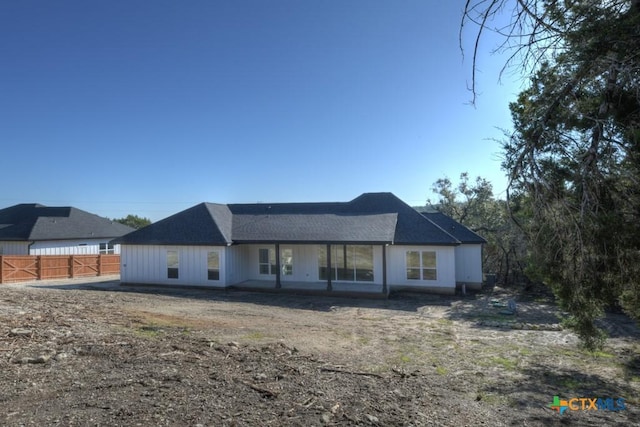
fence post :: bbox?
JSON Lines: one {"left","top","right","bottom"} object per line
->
{"left": 0, "top": 256, "right": 3, "bottom": 284}
{"left": 98, "top": 255, "right": 102, "bottom": 276}
{"left": 69, "top": 255, "right": 74, "bottom": 278}
{"left": 36, "top": 256, "right": 41, "bottom": 280}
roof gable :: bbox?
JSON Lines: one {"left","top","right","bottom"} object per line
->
{"left": 422, "top": 212, "right": 487, "bottom": 244}
{"left": 346, "top": 193, "right": 460, "bottom": 245}
{"left": 115, "top": 203, "right": 232, "bottom": 246}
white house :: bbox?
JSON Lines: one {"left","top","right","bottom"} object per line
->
{"left": 0, "top": 204, "right": 135, "bottom": 255}
{"left": 421, "top": 212, "right": 486, "bottom": 290}
{"left": 115, "top": 193, "right": 485, "bottom": 296}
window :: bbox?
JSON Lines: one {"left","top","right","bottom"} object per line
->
{"left": 258, "top": 248, "right": 276, "bottom": 275}
{"left": 281, "top": 248, "right": 293, "bottom": 276}
{"left": 406, "top": 250, "right": 437, "bottom": 280}
{"left": 318, "top": 246, "right": 329, "bottom": 280}
{"left": 99, "top": 242, "right": 115, "bottom": 254}
{"left": 207, "top": 251, "right": 220, "bottom": 280}
{"left": 318, "top": 245, "right": 374, "bottom": 282}
{"left": 167, "top": 251, "right": 179, "bottom": 279}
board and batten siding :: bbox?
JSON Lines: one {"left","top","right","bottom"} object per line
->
{"left": 0, "top": 241, "right": 30, "bottom": 255}
{"left": 386, "top": 245, "right": 456, "bottom": 294}
{"left": 225, "top": 245, "right": 248, "bottom": 285}
{"left": 120, "top": 243, "right": 461, "bottom": 294}
{"left": 0, "top": 240, "right": 120, "bottom": 255}
{"left": 454, "top": 244, "right": 483, "bottom": 289}
{"left": 120, "top": 244, "right": 227, "bottom": 287}
{"left": 28, "top": 239, "right": 122, "bottom": 256}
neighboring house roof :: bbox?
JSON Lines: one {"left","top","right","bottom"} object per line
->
{"left": 117, "top": 193, "right": 468, "bottom": 246}
{"left": 422, "top": 212, "right": 487, "bottom": 244}
{"left": 0, "top": 203, "right": 135, "bottom": 241}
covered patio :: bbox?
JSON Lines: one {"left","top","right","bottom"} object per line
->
{"left": 231, "top": 279, "right": 387, "bottom": 298}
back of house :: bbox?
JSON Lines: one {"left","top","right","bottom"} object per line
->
{"left": 115, "top": 193, "right": 486, "bottom": 296}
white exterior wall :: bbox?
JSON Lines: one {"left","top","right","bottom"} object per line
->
{"left": 27, "top": 239, "right": 123, "bottom": 255}
{"left": 454, "top": 244, "right": 483, "bottom": 289}
{"left": 120, "top": 244, "right": 228, "bottom": 287}
{"left": 0, "top": 241, "right": 30, "bottom": 255}
{"left": 120, "top": 243, "right": 464, "bottom": 294}
{"left": 387, "top": 245, "right": 456, "bottom": 294}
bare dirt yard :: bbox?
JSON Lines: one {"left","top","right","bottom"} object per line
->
{"left": 1, "top": 277, "right": 639, "bottom": 426}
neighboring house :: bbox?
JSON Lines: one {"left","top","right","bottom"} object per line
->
{"left": 0, "top": 204, "right": 135, "bottom": 255}
{"left": 115, "top": 193, "right": 485, "bottom": 296}
{"left": 421, "top": 212, "right": 486, "bottom": 290}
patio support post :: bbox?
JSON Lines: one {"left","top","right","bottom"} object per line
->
{"left": 326, "top": 244, "right": 332, "bottom": 291}
{"left": 275, "top": 243, "right": 281, "bottom": 289}
{"left": 382, "top": 244, "right": 388, "bottom": 294}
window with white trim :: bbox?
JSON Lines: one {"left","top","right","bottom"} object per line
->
{"left": 167, "top": 250, "right": 179, "bottom": 279}
{"left": 258, "top": 248, "right": 276, "bottom": 275}
{"left": 207, "top": 251, "right": 220, "bottom": 280}
{"left": 281, "top": 248, "right": 293, "bottom": 276}
{"left": 99, "top": 242, "right": 115, "bottom": 254}
{"left": 406, "top": 250, "right": 437, "bottom": 280}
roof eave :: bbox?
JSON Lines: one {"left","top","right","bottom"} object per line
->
{"left": 394, "top": 242, "right": 461, "bottom": 246}
{"left": 117, "top": 240, "right": 230, "bottom": 246}
{"left": 232, "top": 239, "right": 394, "bottom": 245}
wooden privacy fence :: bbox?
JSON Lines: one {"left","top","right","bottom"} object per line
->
{"left": 0, "top": 255, "right": 120, "bottom": 284}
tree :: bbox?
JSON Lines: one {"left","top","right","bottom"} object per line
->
{"left": 462, "top": 1, "right": 640, "bottom": 349}
{"left": 429, "top": 173, "right": 528, "bottom": 287}
{"left": 113, "top": 214, "right": 151, "bottom": 229}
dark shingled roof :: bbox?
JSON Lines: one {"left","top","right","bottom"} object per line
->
{"left": 228, "top": 199, "right": 399, "bottom": 243}
{"left": 0, "top": 203, "right": 135, "bottom": 241}
{"left": 346, "top": 193, "right": 460, "bottom": 244}
{"left": 422, "top": 212, "right": 487, "bottom": 244}
{"left": 231, "top": 213, "right": 398, "bottom": 243}
{"left": 113, "top": 203, "right": 233, "bottom": 246}
{"left": 117, "top": 193, "right": 466, "bottom": 246}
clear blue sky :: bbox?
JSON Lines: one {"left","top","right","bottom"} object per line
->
{"left": 1, "top": 1, "right": 522, "bottom": 222}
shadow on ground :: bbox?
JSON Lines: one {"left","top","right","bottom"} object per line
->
{"left": 24, "top": 278, "right": 640, "bottom": 340}
{"left": 27, "top": 279, "right": 453, "bottom": 313}
{"left": 479, "top": 362, "right": 638, "bottom": 426}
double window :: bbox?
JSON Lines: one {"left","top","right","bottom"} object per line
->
{"left": 99, "top": 243, "right": 115, "bottom": 254}
{"left": 318, "top": 245, "right": 374, "bottom": 282}
{"left": 258, "top": 248, "right": 293, "bottom": 276}
{"left": 406, "top": 250, "right": 437, "bottom": 280}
